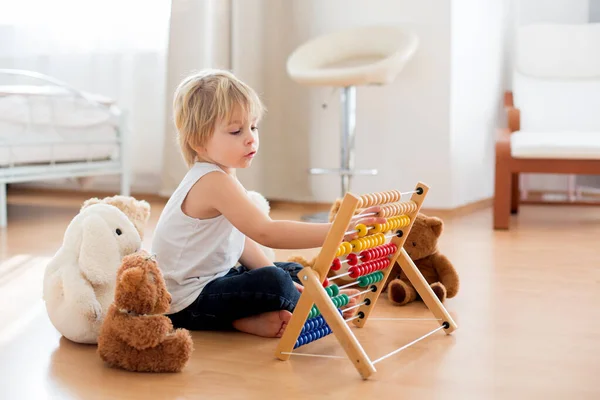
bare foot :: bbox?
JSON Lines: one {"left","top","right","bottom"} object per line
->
{"left": 339, "top": 289, "right": 360, "bottom": 318}
{"left": 232, "top": 310, "right": 292, "bottom": 338}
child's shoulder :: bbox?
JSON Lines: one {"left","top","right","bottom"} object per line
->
{"left": 181, "top": 162, "right": 229, "bottom": 184}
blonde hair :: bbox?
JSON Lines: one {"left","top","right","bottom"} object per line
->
{"left": 173, "top": 69, "right": 265, "bottom": 167}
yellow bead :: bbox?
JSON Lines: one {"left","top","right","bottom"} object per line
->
{"left": 372, "top": 223, "right": 382, "bottom": 234}
{"left": 342, "top": 242, "right": 352, "bottom": 254}
{"left": 356, "top": 224, "right": 367, "bottom": 237}
{"left": 350, "top": 239, "right": 363, "bottom": 252}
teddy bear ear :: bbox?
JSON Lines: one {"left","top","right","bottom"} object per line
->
{"left": 80, "top": 197, "right": 101, "bottom": 211}
{"left": 328, "top": 199, "right": 343, "bottom": 222}
{"left": 137, "top": 200, "right": 151, "bottom": 223}
{"left": 119, "top": 266, "right": 145, "bottom": 293}
{"left": 426, "top": 216, "right": 444, "bottom": 237}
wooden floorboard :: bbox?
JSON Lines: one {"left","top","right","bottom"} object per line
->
{"left": 0, "top": 191, "right": 599, "bottom": 399}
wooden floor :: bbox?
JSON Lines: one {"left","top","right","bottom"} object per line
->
{"left": 0, "top": 191, "right": 599, "bottom": 399}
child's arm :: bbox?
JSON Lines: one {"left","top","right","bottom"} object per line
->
{"left": 239, "top": 236, "right": 305, "bottom": 293}
{"left": 239, "top": 236, "right": 275, "bottom": 270}
{"left": 198, "top": 171, "right": 385, "bottom": 249}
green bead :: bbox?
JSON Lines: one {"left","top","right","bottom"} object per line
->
{"left": 339, "top": 294, "right": 349, "bottom": 307}
{"left": 309, "top": 305, "right": 320, "bottom": 319}
{"left": 332, "top": 284, "right": 339, "bottom": 297}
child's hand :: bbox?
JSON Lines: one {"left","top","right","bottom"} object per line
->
{"left": 293, "top": 281, "right": 304, "bottom": 293}
{"left": 343, "top": 206, "right": 387, "bottom": 241}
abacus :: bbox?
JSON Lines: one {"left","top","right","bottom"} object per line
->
{"left": 275, "top": 182, "right": 457, "bottom": 379}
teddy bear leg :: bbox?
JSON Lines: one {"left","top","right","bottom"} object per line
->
{"left": 152, "top": 329, "right": 194, "bottom": 372}
{"left": 387, "top": 280, "right": 417, "bottom": 306}
{"left": 109, "top": 329, "right": 193, "bottom": 373}
{"left": 430, "top": 282, "right": 447, "bottom": 303}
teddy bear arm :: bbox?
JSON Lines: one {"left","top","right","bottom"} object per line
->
{"left": 430, "top": 253, "right": 460, "bottom": 298}
{"left": 116, "top": 315, "right": 173, "bottom": 350}
{"left": 62, "top": 266, "right": 102, "bottom": 321}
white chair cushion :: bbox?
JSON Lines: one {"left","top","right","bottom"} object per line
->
{"left": 510, "top": 131, "right": 600, "bottom": 159}
{"left": 286, "top": 25, "right": 418, "bottom": 87}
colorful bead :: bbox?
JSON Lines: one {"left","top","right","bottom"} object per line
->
{"left": 294, "top": 325, "right": 333, "bottom": 348}
{"left": 357, "top": 271, "right": 384, "bottom": 287}
{"left": 350, "top": 239, "right": 363, "bottom": 252}
{"left": 348, "top": 258, "right": 390, "bottom": 278}
{"left": 331, "top": 258, "right": 342, "bottom": 271}
{"left": 343, "top": 242, "right": 352, "bottom": 254}
{"left": 356, "top": 223, "right": 368, "bottom": 237}
{"left": 347, "top": 253, "right": 358, "bottom": 266}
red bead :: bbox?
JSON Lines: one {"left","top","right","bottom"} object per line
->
{"left": 360, "top": 251, "right": 371, "bottom": 262}
{"left": 349, "top": 266, "right": 359, "bottom": 278}
{"left": 322, "top": 277, "right": 329, "bottom": 287}
{"left": 347, "top": 253, "right": 358, "bottom": 266}
{"left": 331, "top": 258, "right": 342, "bottom": 271}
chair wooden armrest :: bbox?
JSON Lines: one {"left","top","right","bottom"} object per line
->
{"left": 504, "top": 91, "right": 520, "bottom": 133}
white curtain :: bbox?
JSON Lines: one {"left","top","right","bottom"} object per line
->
{"left": 160, "top": 0, "right": 233, "bottom": 196}
{"left": 0, "top": 0, "right": 171, "bottom": 193}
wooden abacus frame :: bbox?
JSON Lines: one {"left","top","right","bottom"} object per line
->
{"left": 274, "top": 182, "right": 458, "bottom": 379}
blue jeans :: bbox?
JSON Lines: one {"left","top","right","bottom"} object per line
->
{"left": 167, "top": 262, "right": 304, "bottom": 331}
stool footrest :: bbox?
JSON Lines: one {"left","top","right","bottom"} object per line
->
{"left": 309, "top": 168, "right": 378, "bottom": 176}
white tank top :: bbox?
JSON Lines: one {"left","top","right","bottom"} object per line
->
{"left": 151, "top": 162, "right": 245, "bottom": 314}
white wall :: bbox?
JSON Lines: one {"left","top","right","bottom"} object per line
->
{"left": 450, "top": 0, "right": 507, "bottom": 208}
{"left": 232, "top": 0, "right": 454, "bottom": 208}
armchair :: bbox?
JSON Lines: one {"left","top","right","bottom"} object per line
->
{"left": 494, "top": 23, "right": 600, "bottom": 229}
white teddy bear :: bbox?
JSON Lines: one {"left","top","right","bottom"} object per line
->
{"left": 43, "top": 203, "right": 141, "bottom": 344}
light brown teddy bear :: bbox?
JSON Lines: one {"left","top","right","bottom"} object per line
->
{"left": 386, "top": 213, "right": 459, "bottom": 306}
{"left": 97, "top": 251, "right": 193, "bottom": 372}
{"left": 81, "top": 195, "right": 151, "bottom": 239}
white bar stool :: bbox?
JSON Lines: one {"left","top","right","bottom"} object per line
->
{"left": 286, "top": 25, "right": 419, "bottom": 221}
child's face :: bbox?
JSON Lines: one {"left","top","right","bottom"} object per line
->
{"left": 197, "top": 108, "right": 259, "bottom": 171}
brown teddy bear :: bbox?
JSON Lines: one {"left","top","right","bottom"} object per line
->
{"left": 97, "top": 251, "right": 193, "bottom": 372}
{"left": 81, "top": 195, "right": 151, "bottom": 239}
{"left": 386, "top": 214, "right": 459, "bottom": 306}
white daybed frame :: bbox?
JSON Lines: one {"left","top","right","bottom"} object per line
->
{"left": 0, "top": 69, "right": 130, "bottom": 228}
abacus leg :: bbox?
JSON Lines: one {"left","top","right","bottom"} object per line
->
{"left": 275, "top": 288, "right": 315, "bottom": 361}
{"left": 396, "top": 248, "right": 457, "bottom": 334}
{"left": 300, "top": 268, "right": 376, "bottom": 380}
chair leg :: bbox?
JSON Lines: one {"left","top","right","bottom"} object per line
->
{"left": 494, "top": 164, "right": 511, "bottom": 230}
{"left": 511, "top": 173, "right": 519, "bottom": 214}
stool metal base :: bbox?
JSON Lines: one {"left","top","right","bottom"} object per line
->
{"left": 300, "top": 211, "right": 331, "bottom": 223}
{"left": 309, "top": 168, "right": 378, "bottom": 176}
{"left": 302, "top": 86, "right": 377, "bottom": 221}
